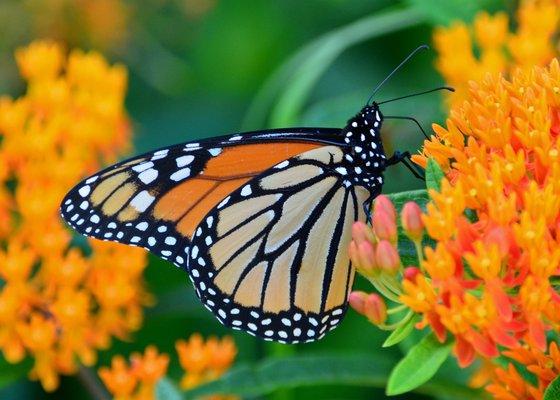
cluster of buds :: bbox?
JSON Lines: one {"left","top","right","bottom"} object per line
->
{"left": 348, "top": 195, "right": 424, "bottom": 330}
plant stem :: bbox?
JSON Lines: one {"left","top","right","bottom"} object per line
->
{"left": 77, "top": 365, "right": 110, "bottom": 400}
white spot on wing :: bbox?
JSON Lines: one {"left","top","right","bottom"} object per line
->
{"left": 274, "top": 160, "right": 289, "bottom": 169}
{"left": 133, "top": 162, "right": 154, "bottom": 172}
{"left": 335, "top": 167, "right": 347, "bottom": 175}
{"left": 175, "top": 155, "right": 194, "bottom": 167}
{"left": 170, "top": 168, "right": 191, "bottom": 181}
{"left": 138, "top": 168, "right": 158, "bottom": 184}
{"left": 218, "top": 196, "right": 230, "bottom": 208}
{"left": 130, "top": 190, "right": 155, "bottom": 212}
{"left": 136, "top": 221, "right": 149, "bottom": 231}
{"left": 78, "top": 185, "right": 90, "bottom": 197}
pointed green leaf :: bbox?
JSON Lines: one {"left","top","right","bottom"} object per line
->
{"left": 243, "top": 7, "right": 425, "bottom": 129}
{"left": 425, "top": 158, "right": 444, "bottom": 192}
{"left": 383, "top": 314, "right": 420, "bottom": 348}
{"left": 182, "top": 354, "right": 395, "bottom": 399}
{"left": 386, "top": 333, "right": 452, "bottom": 395}
{"left": 544, "top": 374, "right": 560, "bottom": 400}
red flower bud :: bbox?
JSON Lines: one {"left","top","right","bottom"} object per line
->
{"left": 403, "top": 266, "right": 421, "bottom": 282}
{"left": 364, "top": 293, "right": 387, "bottom": 325}
{"left": 401, "top": 202, "right": 424, "bottom": 242}
{"left": 356, "top": 240, "right": 377, "bottom": 275}
{"left": 372, "top": 208, "right": 397, "bottom": 243}
{"left": 351, "top": 221, "right": 375, "bottom": 245}
{"left": 375, "top": 240, "right": 400, "bottom": 275}
{"left": 373, "top": 195, "right": 396, "bottom": 222}
{"left": 348, "top": 291, "right": 368, "bottom": 315}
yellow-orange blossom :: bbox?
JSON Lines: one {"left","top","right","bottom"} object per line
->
{"left": 407, "top": 61, "right": 560, "bottom": 398}
{"left": 0, "top": 41, "right": 148, "bottom": 391}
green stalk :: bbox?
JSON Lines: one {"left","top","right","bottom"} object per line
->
{"left": 242, "top": 6, "right": 426, "bottom": 129}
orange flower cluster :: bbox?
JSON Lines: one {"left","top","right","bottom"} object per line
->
{"left": 434, "top": 0, "right": 560, "bottom": 106}
{"left": 99, "top": 346, "right": 169, "bottom": 400}
{"left": 176, "top": 333, "right": 237, "bottom": 390}
{"left": 0, "top": 41, "right": 148, "bottom": 391}
{"left": 99, "top": 335, "right": 237, "bottom": 400}
{"left": 407, "top": 60, "right": 560, "bottom": 397}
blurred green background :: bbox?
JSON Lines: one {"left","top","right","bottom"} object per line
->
{"left": 0, "top": 0, "right": 503, "bottom": 398}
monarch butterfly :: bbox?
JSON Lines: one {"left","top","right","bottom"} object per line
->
{"left": 60, "top": 45, "right": 450, "bottom": 344}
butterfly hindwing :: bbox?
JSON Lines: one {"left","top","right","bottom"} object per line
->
{"left": 188, "top": 145, "right": 370, "bottom": 343}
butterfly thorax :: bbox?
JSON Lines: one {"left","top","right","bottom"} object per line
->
{"left": 340, "top": 103, "right": 386, "bottom": 190}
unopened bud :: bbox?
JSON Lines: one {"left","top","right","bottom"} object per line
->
{"left": 401, "top": 202, "right": 424, "bottom": 242}
{"left": 352, "top": 221, "right": 376, "bottom": 245}
{"left": 373, "top": 195, "right": 396, "bottom": 222}
{"left": 403, "top": 266, "right": 421, "bottom": 282}
{"left": 364, "top": 293, "right": 387, "bottom": 325}
{"left": 356, "top": 241, "right": 377, "bottom": 275}
{"left": 375, "top": 240, "right": 400, "bottom": 275}
{"left": 372, "top": 208, "right": 397, "bottom": 243}
{"left": 348, "top": 291, "right": 368, "bottom": 315}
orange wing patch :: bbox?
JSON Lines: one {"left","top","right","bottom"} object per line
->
{"left": 153, "top": 142, "right": 321, "bottom": 239}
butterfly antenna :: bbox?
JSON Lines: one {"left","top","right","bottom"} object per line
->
{"left": 378, "top": 86, "right": 454, "bottom": 105}
{"left": 367, "top": 44, "right": 429, "bottom": 105}
{"left": 384, "top": 115, "right": 429, "bottom": 139}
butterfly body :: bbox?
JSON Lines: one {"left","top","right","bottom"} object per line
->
{"left": 339, "top": 103, "right": 386, "bottom": 189}
{"left": 61, "top": 103, "right": 387, "bottom": 343}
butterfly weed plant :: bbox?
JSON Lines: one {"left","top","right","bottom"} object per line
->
{"left": 5, "top": 1, "right": 560, "bottom": 400}
{"left": 348, "top": 2, "right": 560, "bottom": 399}
{"left": 0, "top": 40, "right": 237, "bottom": 398}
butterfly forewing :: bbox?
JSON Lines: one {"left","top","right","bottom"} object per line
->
{"left": 60, "top": 131, "right": 342, "bottom": 267}
{"left": 189, "top": 146, "right": 369, "bottom": 343}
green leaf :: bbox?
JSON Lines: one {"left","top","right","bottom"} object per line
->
{"left": 407, "top": 0, "right": 502, "bottom": 25}
{"left": 156, "top": 377, "right": 183, "bottom": 400}
{"left": 545, "top": 375, "right": 560, "bottom": 400}
{"left": 383, "top": 314, "right": 420, "bottom": 348}
{"left": 387, "top": 189, "right": 429, "bottom": 210}
{"left": 419, "top": 378, "right": 486, "bottom": 400}
{"left": 243, "top": 6, "right": 425, "bottom": 129}
{"left": 182, "top": 354, "right": 395, "bottom": 399}
{"left": 0, "top": 356, "right": 31, "bottom": 389}
{"left": 425, "top": 158, "right": 444, "bottom": 192}
{"left": 386, "top": 333, "right": 452, "bottom": 395}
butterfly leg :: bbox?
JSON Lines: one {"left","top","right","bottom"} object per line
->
{"left": 362, "top": 194, "right": 375, "bottom": 222}
{"left": 387, "top": 151, "right": 425, "bottom": 181}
